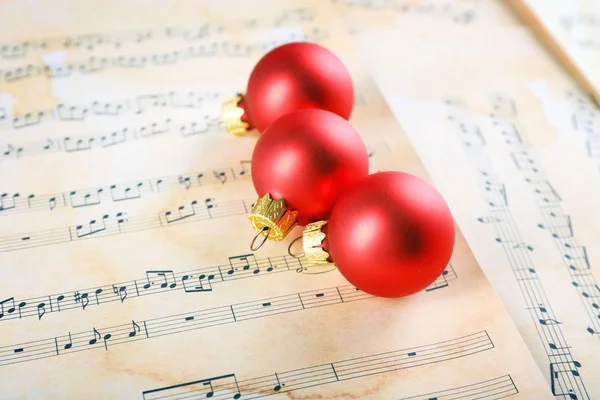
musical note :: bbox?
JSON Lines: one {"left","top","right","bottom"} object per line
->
{"left": 48, "top": 197, "right": 57, "bottom": 211}
{"left": 164, "top": 201, "right": 197, "bottom": 223}
{"left": 138, "top": 118, "right": 172, "bottom": 138}
{"left": 1, "top": 30, "right": 328, "bottom": 85}
{"left": 109, "top": 182, "right": 142, "bottom": 202}
{"left": 64, "top": 333, "right": 73, "bottom": 350}
{"left": 492, "top": 119, "right": 522, "bottom": 144}
{"left": 141, "top": 331, "right": 495, "bottom": 400}
{"left": 36, "top": 303, "right": 46, "bottom": 320}
{"left": 1, "top": 144, "right": 23, "bottom": 160}
{"left": 103, "top": 332, "right": 112, "bottom": 351}
{"left": 113, "top": 285, "right": 128, "bottom": 303}
{"left": 564, "top": 244, "right": 591, "bottom": 270}
{"left": 237, "top": 160, "right": 251, "bottom": 177}
{"left": 0, "top": 298, "right": 16, "bottom": 319}
{"left": 0, "top": 198, "right": 251, "bottom": 253}
{"left": 527, "top": 179, "right": 562, "bottom": 204}
{"left": 135, "top": 94, "right": 167, "bottom": 113}
{"left": 182, "top": 273, "right": 214, "bottom": 293}
{"left": 492, "top": 93, "right": 600, "bottom": 337}
{"left": 227, "top": 254, "right": 257, "bottom": 276}
{"left": 129, "top": 320, "right": 141, "bottom": 337}
{"left": 477, "top": 216, "right": 501, "bottom": 224}
{"left": 551, "top": 361, "right": 583, "bottom": 399}
{"left": 56, "top": 295, "right": 65, "bottom": 312}
{"left": 510, "top": 150, "right": 539, "bottom": 174}
{"left": 178, "top": 176, "right": 191, "bottom": 189}
{"left": 89, "top": 328, "right": 101, "bottom": 345}
{"left": 56, "top": 104, "right": 86, "bottom": 121}
{"left": 74, "top": 291, "right": 89, "bottom": 310}
{"left": 0, "top": 284, "right": 373, "bottom": 367}
{"left": 539, "top": 318, "right": 562, "bottom": 326}
{"left": 70, "top": 189, "right": 103, "bottom": 208}
{"left": 448, "top": 97, "right": 590, "bottom": 396}
{"left": 75, "top": 215, "right": 109, "bottom": 238}
{"left": 483, "top": 181, "right": 507, "bottom": 207}
{"left": 213, "top": 170, "right": 227, "bottom": 184}
{"left": 143, "top": 271, "right": 177, "bottom": 290}
{"left": 0, "top": 193, "right": 19, "bottom": 211}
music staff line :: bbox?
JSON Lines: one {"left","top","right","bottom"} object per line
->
{"left": 0, "top": 28, "right": 328, "bottom": 85}
{"left": 446, "top": 97, "right": 590, "bottom": 400}
{"left": 568, "top": 90, "right": 600, "bottom": 175}
{"left": 0, "top": 197, "right": 254, "bottom": 254}
{"left": 0, "top": 139, "right": 388, "bottom": 215}
{"left": 0, "top": 284, "right": 376, "bottom": 367}
{"left": 0, "top": 162, "right": 251, "bottom": 216}
{"left": 0, "top": 89, "right": 224, "bottom": 130}
{"left": 334, "top": 0, "right": 480, "bottom": 25}
{"left": 141, "top": 331, "right": 496, "bottom": 400}
{"left": 490, "top": 95, "right": 600, "bottom": 336}
{"left": 400, "top": 375, "right": 518, "bottom": 400}
{"left": 0, "top": 112, "right": 223, "bottom": 162}
{"left": 0, "top": 252, "right": 456, "bottom": 323}
{"left": 0, "top": 7, "right": 319, "bottom": 59}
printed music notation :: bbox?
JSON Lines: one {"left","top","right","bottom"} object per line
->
{"left": 488, "top": 94, "right": 600, "bottom": 338}
{"left": 567, "top": 91, "right": 600, "bottom": 174}
{"left": 0, "top": 284, "right": 375, "bottom": 367}
{"left": 0, "top": 113, "right": 224, "bottom": 162}
{"left": 0, "top": 8, "right": 319, "bottom": 59}
{"left": 142, "top": 331, "right": 495, "bottom": 400}
{"left": 143, "top": 375, "right": 517, "bottom": 400}
{"left": 0, "top": 108, "right": 387, "bottom": 161}
{"left": 0, "top": 162, "right": 250, "bottom": 216}
{"left": 400, "top": 375, "right": 518, "bottom": 400}
{"left": 0, "top": 253, "right": 456, "bottom": 323}
{"left": 333, "top": 0, "right": 481, "bottom": 25}
{"left": 0, "top": 28, "right": 329, "bottom": 85}
{"left": 0, "top": 197, "right": 254, "bottom": 253}
{"left": 1, "top": 90, "right": 223, "bottom": 130}
{"left": 446, "top": 97, "right": 591, "bottom": 400}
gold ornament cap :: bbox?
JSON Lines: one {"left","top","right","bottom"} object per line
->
{"left": 248, "top": 194, "right": 298, "bottom": 241}
{"left": 222, "top": 94, "right": 250, "bottom": 136}
{"left": 303, "top": 220, "right": 332, "bottom": 265}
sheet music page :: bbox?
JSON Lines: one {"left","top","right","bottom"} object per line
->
{"left": 331, "top": 0, "right": 520, "bottom": 34}
{"left": 0, "top": 1, "right": 551, "bottom": 398}
{"left": 358, "top": 25, "right": 600, "bottom": 399}
{"left": 514, "top": 0, "right": 600, "bottom": 104}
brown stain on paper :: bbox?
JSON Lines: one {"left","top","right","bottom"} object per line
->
{"left": 5, "top": 55, "right": 59, "bottom": 115}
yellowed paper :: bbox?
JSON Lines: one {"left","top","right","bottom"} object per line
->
{"left": 0, "top": 1, "right": 550, "bottom": 398}
{"left": 359, "top": 25, "right": 600, "bottom": 399}
{"left": 332, "top": 0, "right": 520, "bottom": 34}
{"left": 515, "top": 0, "right": 600, "bottom": 104}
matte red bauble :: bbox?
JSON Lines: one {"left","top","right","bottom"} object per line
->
{"left": 303, "top": 172, "right": 455, "bottom": 298}
{"left": 222, "top": 42, "right": 354, "bottom": 135}
{"left": 248, "top": 109, "right": 368, "bottom": 242}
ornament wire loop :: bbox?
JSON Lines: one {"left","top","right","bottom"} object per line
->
{"left": 288, "top": 235, "right": 305, "bottom": 259}
{"left": 250, "top": 227, "right": 270, "bottom": 251}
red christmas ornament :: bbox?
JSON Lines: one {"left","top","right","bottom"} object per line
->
{"left": 222, "top": 42, "right": 354, "bottom": 135}
{"left": 303, "top": 172, "right": 455, "bottom": 298}
{"left": 248, "top": 109, "right": 368, "bottom": 244}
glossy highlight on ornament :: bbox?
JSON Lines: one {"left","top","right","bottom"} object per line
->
{"left": 223, "top": 42, "right": 354, "bottom": 135}
{"left": 251, "top": 109, "right": 369, "bottom": 228}
{"left": 310, "top": 172, "right": 456, "bottom": 298}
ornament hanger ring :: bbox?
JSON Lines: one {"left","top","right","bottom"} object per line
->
{"left": 250, "top": 227, "right": 270, "bottom": 251}
{"left": 288, "top": 235, "right": 305, "bottom": 259}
